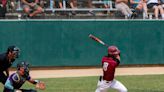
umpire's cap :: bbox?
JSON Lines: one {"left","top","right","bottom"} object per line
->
{"left": 7, "top": 45, "right": 20, "bottom": 58}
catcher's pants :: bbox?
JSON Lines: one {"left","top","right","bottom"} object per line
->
{"left": 95, "top": 79, "right": 127, "bottom": 92}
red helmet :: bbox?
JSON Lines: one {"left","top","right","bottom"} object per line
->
{"left": 108, "top": 46, "right": 120, "bottom": 55}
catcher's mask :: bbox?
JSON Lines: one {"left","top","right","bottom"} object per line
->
{"left": 108, "top": 46, "right": 120, "bottom": 56}
{"left": 7, "top": 45, "right": 20, "bottom": 58}
{"left": 17, "top": 61, "right": 30, "bottom": 77}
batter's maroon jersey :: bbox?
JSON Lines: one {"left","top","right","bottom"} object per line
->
{"left": 102, "top": 56, "right": 119, "bottom": 81}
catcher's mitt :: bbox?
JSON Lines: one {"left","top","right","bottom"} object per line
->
{"left": 35, "top": 81, "right": 46, "bottom": 90}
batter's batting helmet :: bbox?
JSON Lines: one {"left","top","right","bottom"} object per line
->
{"left": 108, "top": 46, "right": 120, "bottom": 55}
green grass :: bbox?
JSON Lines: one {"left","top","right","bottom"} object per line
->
{"left": 1, "top": 74, "right": 164, "bottom": 92}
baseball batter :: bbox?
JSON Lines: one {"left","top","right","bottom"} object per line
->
{"left": 95, "top": 46, "right": 127, "bottom": 92}
{"left": 3, "top": 61, "right": 45, "bottom": 92}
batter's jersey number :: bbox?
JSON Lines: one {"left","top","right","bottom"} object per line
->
{"left": 103, "top": 62, "right": 109, "bottom": 71}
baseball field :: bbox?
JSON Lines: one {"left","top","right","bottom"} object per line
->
{"left": 1, "top": 20, "right": 164, "bottom": 92}
{"left": 0, "top": 67, "right": 164, "bottom": 92}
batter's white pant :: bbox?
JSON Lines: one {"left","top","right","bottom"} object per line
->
{"left": 95, "top": 79, "right": 127, "bottom": 92}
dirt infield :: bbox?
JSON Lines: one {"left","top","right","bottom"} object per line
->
{"left": 10, "top": 67, "right": 164, "bottom": 78}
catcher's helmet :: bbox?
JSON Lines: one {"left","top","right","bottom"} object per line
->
{"left": 7, "top": 45, "right": 20, "bottom": 58}
{"left": 108, "top": 46, "right": 120, "bottom": 55}
{"left": 17, "top": 61, "right": 30, "bottom": 77}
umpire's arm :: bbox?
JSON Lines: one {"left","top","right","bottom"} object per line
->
{"left": 5, "top": 68, "right": 9, "bottom": 77}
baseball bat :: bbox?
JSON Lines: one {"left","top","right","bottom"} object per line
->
{"left": 89, "top": 34, "right": 109, "bottom": 47}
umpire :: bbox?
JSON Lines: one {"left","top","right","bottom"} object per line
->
{"left": 0, "top": 45, "right": 20, "bottom": 85}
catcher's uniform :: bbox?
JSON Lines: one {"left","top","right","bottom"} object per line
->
{"left": 95, "top": 56, "right": 127, "bottom": 92}
{"left": 3, "top": 72, "right": 37, "bottom": 92}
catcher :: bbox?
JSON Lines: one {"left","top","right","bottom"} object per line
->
{"left": 3, "top": 61, "right": 46, "bottom": 92}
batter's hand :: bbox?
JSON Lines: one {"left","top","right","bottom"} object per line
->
{"left": 35, "top": 81, "right": 46, "bottom": 90}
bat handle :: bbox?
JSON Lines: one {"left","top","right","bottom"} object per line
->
{"left": 104, "top": 44, "right": 109, "bottom": 47}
